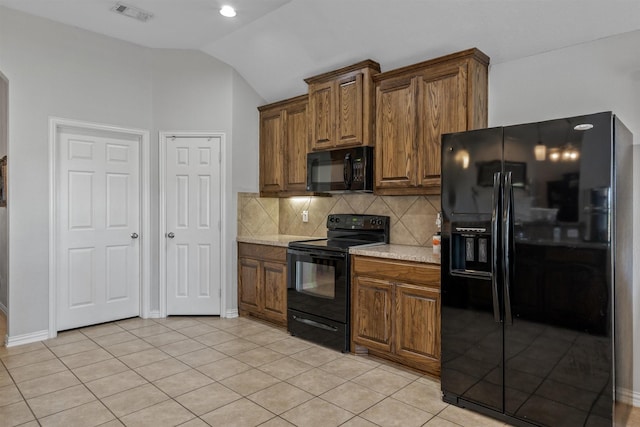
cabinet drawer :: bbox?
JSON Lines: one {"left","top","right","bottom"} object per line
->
{"left": 352, "top": 256, "right": 440, "bottom": 287}
{"left": 238, "top": 243, "right": 287, "bottom": 262}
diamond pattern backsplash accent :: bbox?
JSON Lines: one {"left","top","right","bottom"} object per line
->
{"left": 237, "top": 192, "right": 440, "bottom": 246}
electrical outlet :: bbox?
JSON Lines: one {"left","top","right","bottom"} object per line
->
{"left": 302, "top": 210, "right": 309, "bottom": 223}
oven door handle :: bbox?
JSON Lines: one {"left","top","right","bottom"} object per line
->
{"left": 292, "top": 315, "right": 338, "bottom": 332}
{"left": 287, "top": 249, "right": 346, "bottom": 261}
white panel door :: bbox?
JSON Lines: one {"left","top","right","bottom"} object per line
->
{"left": 57, "top": 129, "right": 140, "bottom": 330}
{"left": 166, "top": 136, "right": 221, "bottom": 314}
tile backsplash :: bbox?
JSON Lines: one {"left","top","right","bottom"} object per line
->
{"left": 237, "top": 192, "right": 440, "bottom": 246}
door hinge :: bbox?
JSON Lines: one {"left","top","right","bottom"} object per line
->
{"left": 218, "top": 220, "right": 221, "bottom": 231}
{"left": 219, "top": 289, "right": 222, "bottom": 298}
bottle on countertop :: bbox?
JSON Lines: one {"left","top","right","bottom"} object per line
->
{"left": 433, "top": 212, "right": 442, "bottom": 254}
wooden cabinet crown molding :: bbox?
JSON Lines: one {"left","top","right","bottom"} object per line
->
{"left": 372, "top": 47, "right": 489, "bottom": 82}
{"left": 304, "top": 59, "right": 381, "bottom": 84}
{"left": 258, "top": 94, "right": 309, "bottom": 112}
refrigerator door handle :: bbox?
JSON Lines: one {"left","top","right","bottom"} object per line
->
{"left": 491, "top": 172, "right": 501, "bottom": 323}
{"left": 503, "top": 171, "right": 514, "bottom": 325}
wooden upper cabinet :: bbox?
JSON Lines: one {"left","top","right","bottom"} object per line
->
{"left": 375, "top": 75, "right": 417, "bottom": 190}
{"left": 417, "top": 62, "right": 468, "bottom": 190}
{"left": 285, "top": 100, "right": 309, "bottom": 193}
{"left": 308, "top": 81, "right": 334, "bottom": 150}
{"left": 259, "top": 108, "right": 284, "bottom": 195}
{"left": 258, "top": 94, "right": 309, "bottom": 197}
{"left": 305, "top": 60, "right": 380, "bottom": 151}
{"left": 373, "top": 48, "right": 489, "bottom": 195}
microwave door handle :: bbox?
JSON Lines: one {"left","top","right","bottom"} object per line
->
{"left": 343, "top": 153, "right": 352, "bottom": 189}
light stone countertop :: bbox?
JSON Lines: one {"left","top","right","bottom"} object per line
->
{"left": 236, "top": 235, "right": 315, "bottom": 248}
{"left": 350, "top": 244, "right": 441, "bottom": 265}
{"left": 236, "top": 235, "right": 441, "bottom": 265}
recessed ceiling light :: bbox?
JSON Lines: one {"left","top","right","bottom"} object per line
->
{"left": 220, "top": 5, "right": 236, "bottom": 18}
{"left": 574, "top": 123, "right": 594, "bottom": 131}
{"left": 111, "top": 2, "right": 153, "bottom": 22}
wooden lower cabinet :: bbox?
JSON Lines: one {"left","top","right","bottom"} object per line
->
{"left": 351, "top": 276, "right": 393, "bottom": 353}
{"left": 238, "top": 243, "right": 287, "bottom": 326}
{"left": 351, "top": 255, "right": 441, "bottom": 376}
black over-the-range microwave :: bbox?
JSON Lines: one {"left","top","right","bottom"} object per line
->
{"left": 306, "top": 146, "right": 374, "bottom": 193}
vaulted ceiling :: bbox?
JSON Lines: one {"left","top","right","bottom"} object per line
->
{"left": 1, "top": 0, "right": 639, "bottom": 102}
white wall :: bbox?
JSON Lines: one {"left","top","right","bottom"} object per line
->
{"left": 150, "top": 48, "right": 235, "bottom": 314}
{"left": 489, "top": 29, "right": 640, "bottom": 403}
{"left": 0, "top": 6, "right": 262, "bottom": 336}
{"left": 230, "top": 70, "right": 264, "bottom": 311}
{"left": 0, "top": 7, "right": 153, "bottom": 338}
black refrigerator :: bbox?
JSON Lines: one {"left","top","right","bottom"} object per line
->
{"left": 440, "top": 112, "right": 633, "bottom": 427}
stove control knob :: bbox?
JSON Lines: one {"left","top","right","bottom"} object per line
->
{"left": 335, "top": 217, "right": 340, "bottom": 223}
{"left": 329, "top": 217, "right": 334, "bottom": 222}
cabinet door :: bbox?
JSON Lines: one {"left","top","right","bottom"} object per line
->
{"left": 309, "top": 81, "right": 335, "bottom": 151}
{"left": 262, "top": 260, "right": 287, "bottom": 325}
{"left": 395, "top": 282, "right": 441, "bottom": 372}
{"left": 352, "top": 276, "right": 393, "bottom": 353}
{"left": 417, "top": 62, "right": 467, "bottom": 192}
{"left": 284, "top": 101, "right": 309, "bottom": 193}
{"left": 375, "top": 76, "right": 417, "bottom": 191}
{"left": 259, "top": 109, "right": 284, "bottom": 195}
{"left": 335, "top": 73, "right": 363, "bottom": 147}
{"left": 238, "top": 257, "right": 261, "bottom": 314}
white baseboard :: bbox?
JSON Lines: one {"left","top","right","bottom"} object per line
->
{"left": 225, "top": 308, "right": 239, "bottom": 318}
{"left": 6, "top": 329, "right": 49, "bottom": 348}
{"left": 146, "top": 310, "right": 163, "bottom": 319}
{"left": 617, "top": 387, "right": 640, "bottom": 407}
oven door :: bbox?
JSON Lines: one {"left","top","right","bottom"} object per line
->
{"left": 287, "top": 248, "right": 348, "bottom": 323}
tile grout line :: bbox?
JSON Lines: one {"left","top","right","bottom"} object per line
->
{"left": 3, "top": 316, "right": 452, "bottom": 427}
{"left": 0, "top": 354, "right": 41, "bottom": 426}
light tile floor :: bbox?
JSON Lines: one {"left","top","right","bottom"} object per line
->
{"left": 0, "top": 315, "right": 637, "bottom": 427}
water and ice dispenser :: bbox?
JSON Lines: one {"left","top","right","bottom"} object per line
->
{"left": 450, "top": 222, "right": 493, "bottom": 279}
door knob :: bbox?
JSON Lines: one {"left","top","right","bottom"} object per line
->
{"left": 167, "top": 232, "right": 175, "bottom": 239}
{"left": 131, "top": 232, "right": 139, "bottom": 239}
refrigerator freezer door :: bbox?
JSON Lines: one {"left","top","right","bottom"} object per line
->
{"left": 441, "top": 127, "right": 505, "bottom": 413}
{"left": 502, "top": 113, "right": 613, "bottom": 425}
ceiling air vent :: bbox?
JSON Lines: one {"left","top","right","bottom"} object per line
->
{"left": 110, "top": 2, "right": 153, "bottom": 22}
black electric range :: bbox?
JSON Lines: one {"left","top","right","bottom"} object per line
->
{"left": 286, "top": 214, "right": 390, "bottom": 352}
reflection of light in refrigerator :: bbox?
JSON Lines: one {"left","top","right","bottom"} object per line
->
{"left": 548, "top": 145, "right": 579, "bottom": 162}
{"left": 455, "top": 149, "right": 470, "bottom": 169}
{"left": 562, "top": 145, "right": 580, "bottom": 161}
{"left": 534, "top": 143, "right": 546, "bottom": 161}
